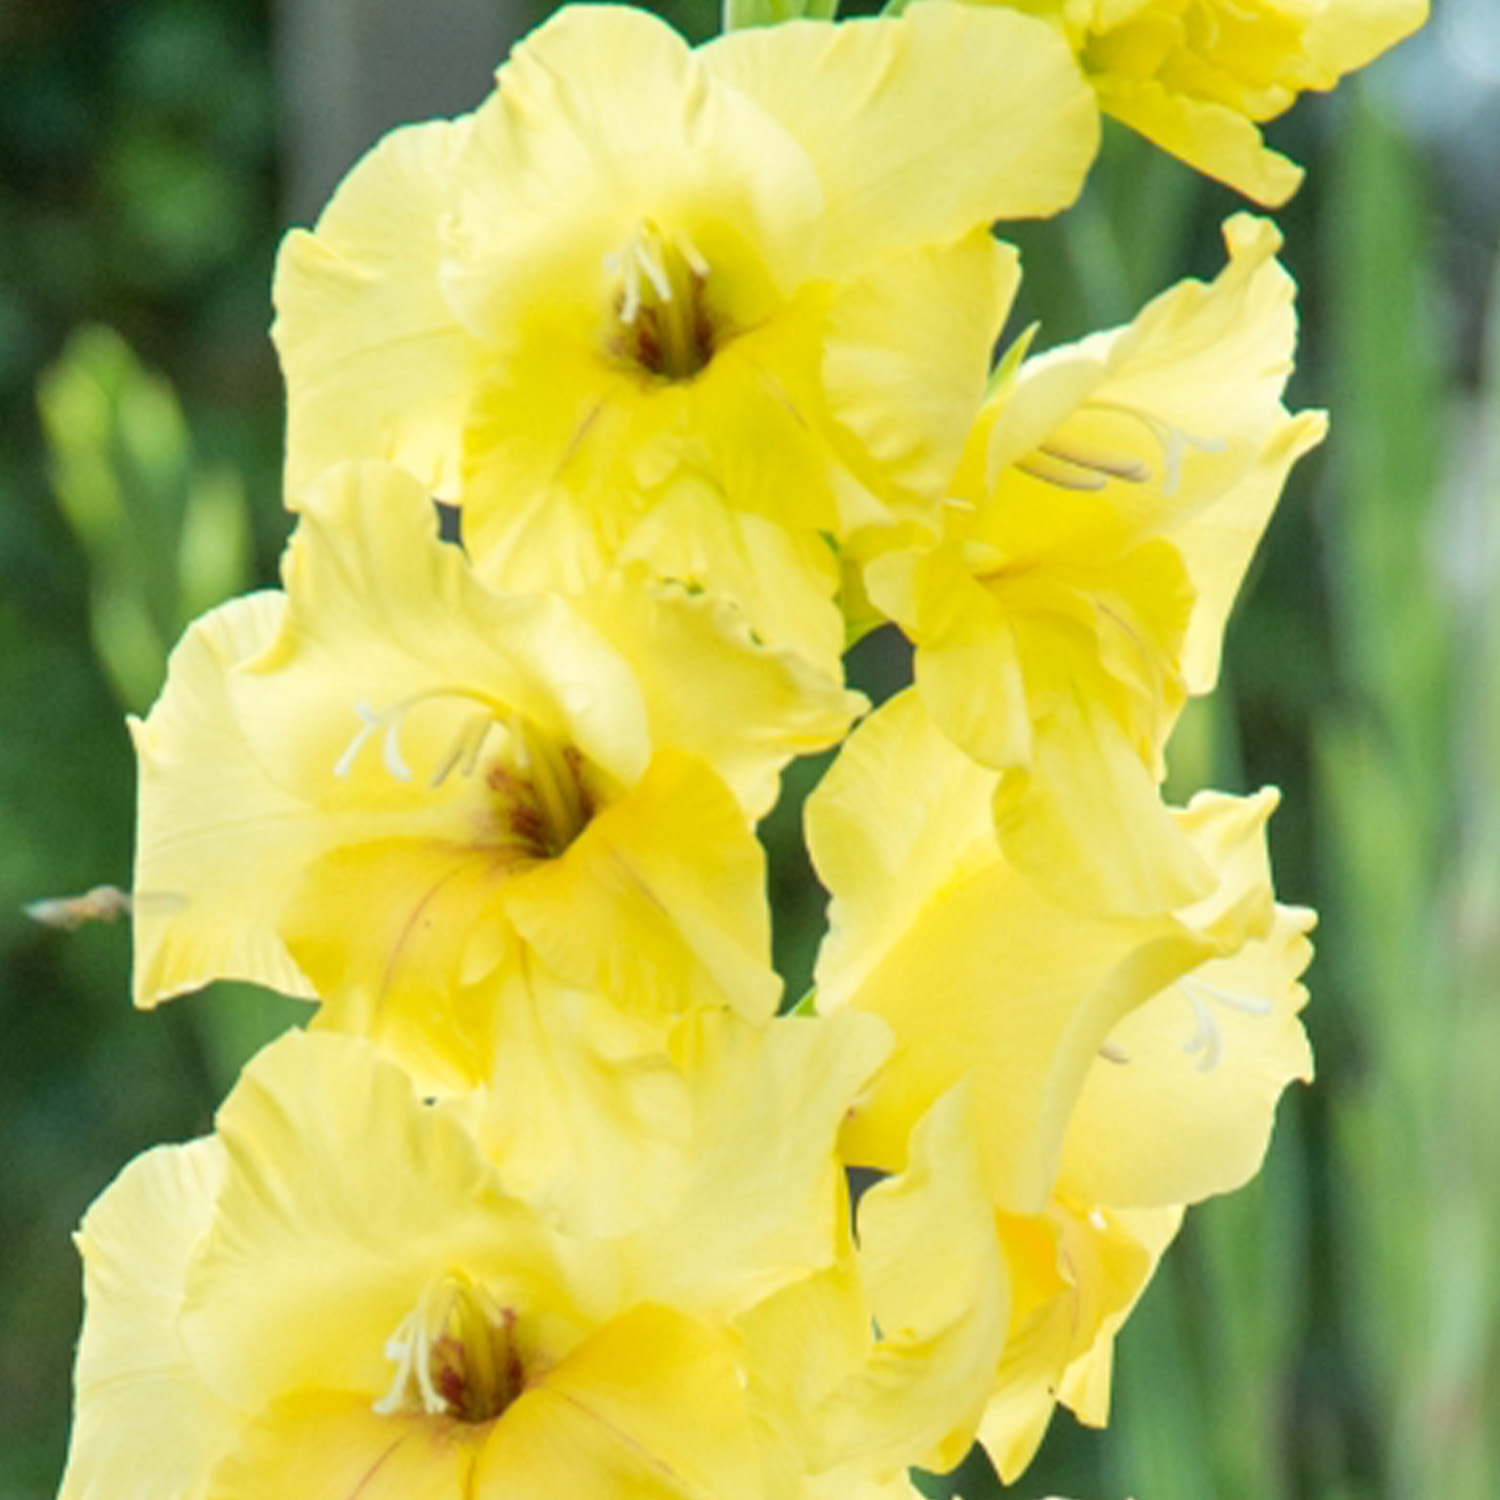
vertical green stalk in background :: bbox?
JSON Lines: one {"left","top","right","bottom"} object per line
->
{"left": 1317, "top": 80, "right": 1500, "bottom": 1500}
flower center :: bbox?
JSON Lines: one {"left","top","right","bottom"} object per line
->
{"left": 333, "top": 691, "right": 600, "bottom": 861}
{"left": 485, "top": 723, "right": 597, "bottom": 860}
{"left": 606, "top": 219, "right": 716, "bottom": 381}
{"left": 374, "top": 1272, "right": 525, "bottom": 1425}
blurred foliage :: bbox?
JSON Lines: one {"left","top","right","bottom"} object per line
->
{"left": 0, "top": 4, "right": 291, "bottom": 1495}
{"left": 39, "top": 327, "right": 254, "bottom": 710}
{"left": 2, "top": 4, "right": 1497, "bottom": 1500}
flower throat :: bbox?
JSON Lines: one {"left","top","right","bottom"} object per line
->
{"left": 375, "top": 1272, "right": 525, "bottom": 1424}
{"left": 608, "top": 220, "right": 715, "bottom": 380}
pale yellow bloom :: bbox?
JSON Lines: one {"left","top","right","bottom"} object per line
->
{"left": 807, "top": 692, "right": 1285, "bottom": 1211}
{"left": 133, "top": 461, "right": 858, "bottom": 1087}
{"left": 273, "top": 2, "right": 1098, "bottom": 668}
{"left": 983, "top": 792, "right": 1313, "bottom": 1476}
{"left": 953, "top": 0, "right": 1428, "bottom": 203}
{"left": 806, "top": 691, "right": 1313, "bottom": 1474}
{"left": 866, "top": 216, "right": 1326, "bottom": 916}
{"left": 60, "top": 1017, "right": 1007, "bottom": 1499}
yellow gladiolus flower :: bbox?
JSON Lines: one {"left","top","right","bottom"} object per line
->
{"left": 273, "top": 1, "right": 1098, "bottom": 668}
{"left": 59, "top": 1018, "right": 1008, "bottom": 1500}
{"left": 132, "top": 461, "right": 858, "bottom": 1087}
{"left": 983, "top": 792, "right": 1313, "bottom": 1476}
{"left": 806, "top": 692, "right": 1313, "bottom": 1476}
{"left": 866, "top": 216, "right": 1327, "bottom": 916}
{"left": 952, "top": 0, "right": 1428, "bottom": 204}
{"left": 806, "top": 691, "right": 1283, "bottom": 1213}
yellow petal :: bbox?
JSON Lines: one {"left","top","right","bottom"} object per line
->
{"left": 60, "top": 1140, "right": 241, "bottom": 1500}
{"left": 1305, "top": 0, "right": 1429, "bottom": 78}
{"left": 478, "top": 972, "right": 692, "bottom": 1239}
{"left": 824, "top": 231, "right": 1017, "bottom": 526}
{"left": 1064, "top": 216, "right": 1296, "bottom": 454}
{"left": 976, "top": 351, "right": 1109, "bottom": 484}
{"left": 180, "top": 1031, "right": 565, "bottom": 1417}
{"left": 474, "top": 1306, "right": 764, "bottom": 1500}
{"left": 439, "top": 4, "right": 833, "bottom": 556}
{"left": 736, "top": 1259, "right": 870, "bottom": 1473}
{"left": 992, "top": 681, "right": 1214, "bottom": 918}
{"left": 1057, "top": 794, "right": 1315, "bottom": 1208}
{"left": 977, "top": 1210, "right": 1077, "bottom": 1481}
{"left": 641, "top": 1009, "right": 892, "bottom": 1320}
{"left": 283, "top": 836, "right": 526, "bottom": 1090}
{"left": 208, "top": 1393, "right": 487, "bottom": 1500}
{"left": 1096, "top": 77, "right": 1305, "bottom": 206}
{"left": 481, "top": 1000, "right": 890, "bottom": 1315}
{"left": 274, "top": 118, "right": 484, "bottom": 500}
{"left": 1054, "top": 1205, "right": 1183, "bottom": 1426}
{"left": 567, "top": 564, "right": 864, "bottom": 819}
{"left": 457, "top": 286, "right": 844, "bottom": 560}
{"left": 1177, "top": 407, "right": 1327, "bottom": 693}
{"left": 867, "top": 544, "right": 1035, "bottom": 771}
{"left": 704, "top": 4, "right": 1099, "bottom": 272}
{"left": 738, "top": 1087, "right": 1004, "bottom": 1488}
{"left": 619, "top": 479, "right": 847, "bottom": 672}
{"left": 997, "top": 214, "right": 1324, "bottom": 699}
{"left": 807, "top": 1474, "right": 931, "bottom": 1500}
{"left": 683, "top": 297, "right": 851, "bottom": 535}
{"left": 502, "top": 750, "right": 780, "bottom": 1026}
{"left": 808, "top": 688, "right": 1001, "bottom": 1013}
{"left": 818, "top": 1085, "right": 1008, "bottom": 1478}
{"left": 980, "top": 1202, "right": 1180, "bottom": 1480}
{"left": 979, "top": 215, "right": 1296, "bottom": 540}
{"left": 131, "top": 591, "right": 319, "bottom": 1006}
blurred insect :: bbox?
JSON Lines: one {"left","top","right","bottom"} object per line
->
{"left": 24, "top": 884, "right": 132, "bottom": 931}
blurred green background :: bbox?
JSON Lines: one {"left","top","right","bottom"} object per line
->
{"left": 2, "top": 1, "right": 1497, "bottom": 1497}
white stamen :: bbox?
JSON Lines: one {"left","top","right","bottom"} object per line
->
{"left": 607, "top": 223, "right": 707, "bottom": 328}
{"left": 637, "top": 237, "right": 673, "bottom": 303}
{"left": 375, "top": 1277, "right": 457, "bottom": 1417}
{"left": 1186, "top": 976, "right": 1276, "bottom": 1017}
{"left": 333, "top": 700, "right": 383, "bottom": 780}
{"left": 676, "top": 229, "right": 710, "bottom": 279}
{"left": 381, "top": 710, "right": 414, "bottom": 783}
{"left": 1181, "top": 989, "right": 1224, "bottom": 1073}
{"left": 428, "top": 715, "right": 495, "bottom": 790}
{"left": 374, "top": 1273, "right": 515, "bottom": 1422}
{"left": 1099, "top": 1040, "right": 1131, "bottom": 1065}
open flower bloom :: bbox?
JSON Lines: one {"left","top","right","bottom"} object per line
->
{"left": 984, "top": 794, "right": 1313, "bottom": 1477}
{"left": 132, "top": 462, "right": 858, "bottom": 1087}
{"left": 865, "top": 216, "right": 1327, "bottom": 917}
{"left": 273, "top": 1, "right": 1098, "bottom": 670}
{"left": 59, "top": 1017, "right": 1009, "bottom": 1500}
{"left": 952, "top": 0, "right": 1428, "bottom": 204}
{"left": 805, "top": 691, "right": 1285, "bottom": 1215}
{"left": 806, "top": 691, "right": 1313, "bottom": 1477}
